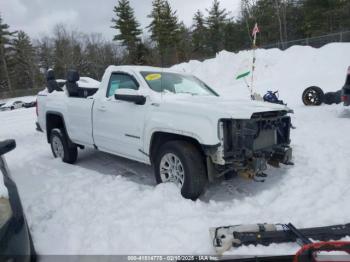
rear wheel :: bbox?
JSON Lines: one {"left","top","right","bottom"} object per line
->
{"left": 302, "top": 86, "right": 324, "bottom": 106}
{"left": 154, "top": 141, "right": 207, "bottom": 200}
{"left": 50, "top": 128, "right": 77, "bottom": 164}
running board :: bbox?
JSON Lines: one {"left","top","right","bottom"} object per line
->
{"left": 210, "top": 223, "right": 350, "bottom": 254}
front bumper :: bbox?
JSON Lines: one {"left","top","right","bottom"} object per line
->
{"left": 210, "top": 111, "right": 292, "bottom": 178}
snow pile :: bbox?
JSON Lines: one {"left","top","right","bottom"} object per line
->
{"left": 0, "top": 96, "right": 36, "bottom": 106}
{"left": 0, "top": 43, "right": 350, "bottom": 256}
{"left": 77, "top": 77, "right": 100, "bottom": 89}
{"left": 172, "top": 43, "right": 350, "bottom": 106}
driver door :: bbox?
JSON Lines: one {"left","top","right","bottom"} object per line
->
{"left": 93, "top": 73, "right": 147, "bottom": 162}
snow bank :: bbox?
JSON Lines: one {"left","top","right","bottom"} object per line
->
{"left": 0, "top": 95, "right": 36, "bottom": 106}
{"left": 1, "top": 43, "right": 350, "bottom": 255}
{"left": 172, "top": 43, "right": 350, "bottom": 106}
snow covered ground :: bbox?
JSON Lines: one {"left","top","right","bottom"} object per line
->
{"left": 1, "top": 43, "right": 350, "bottom": 256}
{"left": 0, "top": 95, "right": 36, "bottom": 105}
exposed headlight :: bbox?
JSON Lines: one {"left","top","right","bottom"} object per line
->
{"left": 218, "top": 121, "right": 224, "bottom": 141}
{"left": 0, "top": 197, "right": 12, "bottom": 228}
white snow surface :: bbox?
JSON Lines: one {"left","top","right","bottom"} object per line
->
{"left": 0, "top": 95, "right": 36, "bottom": 107}
{"left": 77, "top": 77, "right": 100, "bottom": 88}
{"left": 1, "top": 43, "right": 350, "bottom": 256}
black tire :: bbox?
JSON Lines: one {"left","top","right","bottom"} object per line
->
{"left": 323, "top": 92, "right": 335, "bottom": 105}
{"left": 334, "top": 90, "right": 342, "bottom": 104}
{"left": 50, "top": 128, "right": 77, "bottom": 164}
{"left": 154, "top": 140, "right": 207, "bottom": 200}
{"left": 302, "top": 86, "right": 324, "bottom": 106}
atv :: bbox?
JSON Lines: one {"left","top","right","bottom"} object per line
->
{"left": 302, "top": 66, "right": 350, "bottom": 106}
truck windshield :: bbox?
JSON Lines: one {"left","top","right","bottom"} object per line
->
{"left": 140, "top": 71, "right": 218, "bottom": 96}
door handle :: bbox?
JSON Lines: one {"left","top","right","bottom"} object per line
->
{"left": 97, "top": 106, "right": 107, "bottom": 112}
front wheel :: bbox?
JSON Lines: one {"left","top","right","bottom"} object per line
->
{"left": 154, "top": 141, "right": 207, "bottom": 200}
{"left": 50, "top": 128, "right": 77, "bottom": 164}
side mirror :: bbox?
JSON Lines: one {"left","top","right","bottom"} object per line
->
{"left": 0, "top": 140, "right": 16, "bottom": 156}
{"left": 114, "top": 89, "right": 146, "bottom": 105}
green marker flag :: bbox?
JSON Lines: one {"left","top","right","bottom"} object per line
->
{"left": 236, "top": 71, "right": 250, "bottom": 80}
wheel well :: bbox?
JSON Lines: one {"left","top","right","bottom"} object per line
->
{"left": 46, "top": 113, "right": 65, "bottom": 143}
{"left": 149, "top": 132, "right": 204, "bottom": 164}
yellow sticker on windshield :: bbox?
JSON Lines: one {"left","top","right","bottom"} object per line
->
{"left": 145, "top": 73, "right": 161, "bottom": 81}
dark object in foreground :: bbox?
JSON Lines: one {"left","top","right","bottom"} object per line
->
{"left": 0, "top": 140, "right": 36, "bottom": 261}
{"left": 210, "top": 222, "right": 350, "bottom": 254}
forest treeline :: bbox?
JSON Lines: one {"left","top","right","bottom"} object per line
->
{"left": 0, "top": 0, "right": 349, "bottom": 93}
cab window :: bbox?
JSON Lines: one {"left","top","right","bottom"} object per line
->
{"left": 106, "top": 73, "right": 139, "bottom": 97}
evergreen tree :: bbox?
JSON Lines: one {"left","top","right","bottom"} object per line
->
{"left": 176, "top": 22, "right": 192, "bottom": 62}
{"left": 134, "top": 42, "right": 150, "bottom": 65}
{"left": 192, "top": 10, "right": 208, "bottom": 57}
{"left": 224, "top": 19, "right": 250, "bottom": 52}
{"left": 37, "top": 37, "right": 54, "bottom": 71}
{"left": 239, "top": 0, "right": 304, "bottom": 48}
{"left": 147, "top": 0, "right": 180, "bottom": 65}
{"left": 111, "top": 0, "right": 142, "bottom": 63}
{"left": 8, "top": 31, "right": 37, "bottom": 90}
{"left": 301, "top": 0, "right": 350, "bottom": 37}
{"left": 205, "top": 0, "right": 228, "bottom": 55}
{"left": 162, "top": 1, "right": 180, "bottom": 45}
{"left": 0, "top": 15, "right": 16, "bottom": 90}
{"left": 147, "top": 0, "right": 165, "bottom": 46}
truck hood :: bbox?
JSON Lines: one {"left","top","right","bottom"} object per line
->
{"left": 159, "top": 94, "right": 292, "bottom": 119}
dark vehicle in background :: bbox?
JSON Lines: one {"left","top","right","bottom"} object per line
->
{"left": 0, "top": 140, "right": 36, "bottom": 261}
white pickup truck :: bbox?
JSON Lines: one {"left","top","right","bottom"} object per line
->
{"left": 37, "top": 66, "right": 293, "bottom": 199}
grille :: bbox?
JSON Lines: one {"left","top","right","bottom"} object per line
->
{"left": 253, "top": 129, "right": 277, "bottom": 150}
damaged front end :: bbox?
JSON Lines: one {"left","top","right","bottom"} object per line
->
{"left": 206, "top": 110, "right": 293, "bottom": 181}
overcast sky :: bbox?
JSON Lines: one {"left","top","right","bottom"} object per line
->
{"left": 0, "top": 0, "right": 241, "bottom": 40}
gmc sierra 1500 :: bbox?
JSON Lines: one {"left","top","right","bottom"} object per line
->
{"left": 37, "top": 66, "right": 293, "bottom": 199}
